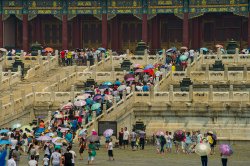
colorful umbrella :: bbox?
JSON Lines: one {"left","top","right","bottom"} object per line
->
{"left": 133, "top": 64, "right": 143, "bottom": 68}
{"left": 143, "top": 69, "right": 154, "bottom": 76}
{"left": 181, "top": 46, "right": 188, "bottom": 50}
{"left": 200, "top": 47, "right": 208, "bottom": 52}
{"left": 20, "top": 125, "right": 32, "bottom": 131}
{"left": 0, "top": 48, "right": 7, "bottom": 52}
{"left": 74, "top": 100, "right": 86, "bottom": 107}
{"left": 45, "top": 133, "right": 54, "bottom": 137}
{"left": 219, "top": 144, "right": 233, "bottom": 156}
{"left": 174, "top": 130, "right": 185, "bottom": 142}
{"left": 76, "top": 94, "right": 91, "bottom": 100}
{"left": 215, "top": 44, "right": 223, "bottom": 48}
{"left": 117, "top": 85, "right": 127, "bottom": 91}
{"left": 87, "top": 135, "right": 100, "bottom": 142}
{"left": 37, "top": 135, "right": 52, "bottom": 141}
{"left": 124, "top": 74, "right": 135, "bottom": 80}
{"left": 93, "top": 94, "right": 102, "bottom": 101}
{"left": 135, "top": 69, "right": 144, "bottom": 73}
{"left": 144, "top": 64, "right": 154, "bottom": 70}
{"left": 0, "top": 140, "right": 11, "bottom": 145}
{"left": 103, "top": 81, "right": 113, "bottom": 86}
{"left": 195, "top": 143, "right": 211, "bottom": 156}
{"left": 60, "top": 128, "right": 70, "bottom": 133}
{"left": 103, "top": 129, "right": 113, "bottom": 137}
{"left": 155, "top": 131, "right": 164, "bottom": 136}
{"left": 92, "top": 130, "right": 98, "bottom": 136}
{"left": 166, "top": 48, "right": 175, "bottom": 53}
{"left": 0, "top": 129, "right": 9, "bottom": 134}
{"left": 52, "top": 137, "right": 67, "bottom": 144}
{"left": 79, "top": 129, "right": 87, "bottom": 136}
{"left": 12, "top": 123, "right": 21, "bottom": 129}
{"left": 98, "top": 47, "right": 106, "bottom": 52}
{"left": 44, "top": 47, "right": 53, "bottom": 53}
{"left": 61, "top": 102, "right": 73, "bottom": 110}
{"left": 179, "top": 55, "right": 188, "bottom": 61}
{"left": 126, "top": 77, "right": 135, "bottom": 82}
{"left": 91, "top": 103, "right": 101, "bottom": 110}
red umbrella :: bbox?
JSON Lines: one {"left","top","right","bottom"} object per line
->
{"left": 144, "top": 69, "right": 154, "bottom": 76}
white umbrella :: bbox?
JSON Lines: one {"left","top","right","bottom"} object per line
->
{"left": 74, "top": 100, "right": 86, "bottom": 107}
{"left": 0, "top": 48, "right": 7, "bottom": 52}
{"left": 60, "top": 128, "right": 70, "bottom": 132}
{"left": 37, "top": 136, "right": 52, "bottom": 141}
{"left": 54, "top": 114, "right": 63, "bottom": 119}
{"left": 195, "top": 143, "right": 211, "bottom": 156}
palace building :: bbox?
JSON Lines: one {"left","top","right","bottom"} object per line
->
{"left": 0, "top": 0, "right": 249, "bottom": 52}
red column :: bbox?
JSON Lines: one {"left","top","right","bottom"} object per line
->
{"left": 22, "top": 14, "right": 29, "bottom": 52}
{"left": 192, "top": 17, "right": 200, "bottom": 49}
{"left": 73, "top": 17, "right": 80, "bottom": 48}
{"left": 102, "top": 14, "right": 108, "bottom": 49}
{"left": 151, "top": 16, "right": 160, "bottom": 50}
{"left": 248, "top": 13, "right": 250, "bottom": 47}
{"left": 0, "top": 14, "right": 3, "bottom": 48}
{"left": 183, "top": 13, "right": 189, "bottom": 47}
{"left": 111, "top": 17, "right": 119, "bottom": 51}
{"left": 142, "top": 14, "right": 148, "bottom": 43}
{"left": 62, "top": 15, "right": 68, "bottom": 50}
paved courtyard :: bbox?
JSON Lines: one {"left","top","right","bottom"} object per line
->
{"left": 17, "top": 143, "right": 250, "bottom": 166}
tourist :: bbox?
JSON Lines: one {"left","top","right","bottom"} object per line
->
{"left": 63, "top": 147, "right": 73, "bottom": 166}
{"left": 27, "top": 144, "right": 36, "bottom": 160}
{"left": 9, "top": 135, "right": 18, "bottom": 158}
{"left": 43, "top": 154, "right": 50, "bottom": 166}
{"left": 197, "top": 130, "right": 203, "bottom": 144}
{"left": 207, "top": 131, "right": 215, "bottom": 155}
{"left": 159, "top": 135, "right": 166, "bottom": 154}
{"left": 139, "top": 130, "right": 146, "bottom": 150}
{"left": 12, "top": 146, "right": 21, "bottom": 166}
{"left": 200, "top": 155, "right": 208, "bottom": 166}
{"left": 123, "top": 127, "right": 129, "bottom": 149}
{"left": 21, "top": 133, "right": 28, "bottom": 153}
{"left": 221, "top": 153, "right": 228, "bottom": 166}
{"left": 34, "top": 141, "right": 40, "bottom": 162}
{"left": 68, "top": 146, "right": 76, "bottom": 166}
{"left": 51, "top": 148, "right": 61, "bottom": 166}
{"left": 79, "top": 139, "right": 86, "bottom": 160}
{"left": 118, "top": 128, "right": 124, "bottom": 149}
{"left": 165, "top": 131, "right": 173, "bottom": 153}
{"left": 44, "top": 143, "right": 52, "bottom": 160}
{"left": 28, "top": 155, "right": 37, "bottom": 166}
{"left": 130, "top": 129, "right": 137, "bottom": 151}
{"left": 87, "top": 141, "right": 96, "bottom": 165}
{"left": 185, "top": 132, "right": 192, "bottom": 154}
{"left": 108, "top": 138, "right": 114, "bottom": 161}
{"left": 7, "top": 155, "right": 16, "bottom": 166}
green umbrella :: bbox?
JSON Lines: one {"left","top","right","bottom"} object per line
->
{"left": 91, "top": 103, "right": 101, "bottom": 110}
{"left": 179, "top": 55, "right": 188, "bottom": 61}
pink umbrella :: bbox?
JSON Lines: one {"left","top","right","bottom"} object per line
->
{"left": 181, "top": 46, "right": 188, "bottom": 50}
{"left": 216, "top": 44, "right": 223, "bottom": 48}
{"left": 92, "top": 130, "right": 98, "bottom": 136}
{"left": 219, "top": 144, "right": 233, "bottom": 156}
{"left": 104, "top": 95, "right": 113, "bottom": 100}
{"left": 37, "top": 136, "right": 52, "bottom": 141}
{"left": 155, "top": 131, "right": 164, "bottom": 136}
{"left": 74, "top": 100, "right": 86, "bottom": 107}
{"left": 76, "top": 94, "right": 91, "bottom": 100}
{"left": 135, "top": 69, "right": 144, "bottom": 73}
{"left": 126, "top": 77, "right": 135, "bottom": 82}
{"left": 103, "top": 129, "right": 113, "bottom": 137}
{"left": 61, "top": 102, "right": 73, "bottom": 110}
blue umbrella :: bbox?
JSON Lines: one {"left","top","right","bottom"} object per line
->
{"left": 200, "top": 47, "right": 208, "bottom": 52}
{"left": 98, "top": 47, "right": 106, "bottom": 52}
{"left": 86, "top": 98, "right": 93, "bottom": 105}
{"left": 0, "top": 140, "right": 11, "bottom": 145}
{"left": 0, "top": 129, "right": 9, "bottom": 134}
{"left": 103, "top": 81, "right": 113, "bottom": 86}
{"left": 166, "top": 48, "right": 175, "bottom": 53}
{"left": 99, "top": 85, "right": 109, "bottom": 89}
{"left": 144, "top": 64, "right": 154, "bottom": 70}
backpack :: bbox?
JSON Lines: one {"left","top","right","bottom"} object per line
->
{"left": 212, "top": 134, "right": 217, "bottom": 146}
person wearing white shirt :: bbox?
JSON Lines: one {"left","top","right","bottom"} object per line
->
{"left": 108, "top": 138, "right": 114, "bottom": 161}
{"left": 28, "top": 155, "right": 37, "bottom": 166}
{"left": 7, "top": 156, "right": 16, "bottom": 166}
{"left": 51, "top": 148, "right": 61, "bottom": 166}
{"left": 123, "top": 127, "right": 130, "bottom": 149}
{"left": 69, "top": 146, "right": 76, "bottom": 166}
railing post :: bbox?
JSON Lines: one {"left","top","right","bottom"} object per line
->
{"left": 20, "top": 50, "right": 24, "bottom": 61}
{"left": 70, "top": 85, "right": 75, "bottom": 102}
{"left": 162, "top": 49, "right": 166, "bottom": 64}
{"left": 229, "top": 85, "right": 233, "bottom": 100}
{"left": 0, "top": 64, "right": 2, "bottom": 89}
{"left": 205, "top": 64, "right": 209, "bottom": 81}
{"left": 47, "top": 53, "right": 51, "bottom": 70}
{"left": 186, "top": 64, "right": 191, "bottom": 77}
{"left": 224, "top": 65, "right": 228, "bottom": 81}
{"left": 50, "top": 85, "right": 55, "bottom": 103}
{"left": 55, "top": 50, "right": 59, "bottom": 65}
{"left": 113, "top": 97, "right": 117, "bottom": 108}
{"left": 145, "top": 49, "right": 149, "bottom": 64}
{"left": 209, "top": 85, "right": 213, "bottom": 101}
{"left": 189, "top": 85, "right": 193, "bottom": 101}
{"left": 0, "top": 100, "right": 3, "bottom": 119}
{"left": 21, "top": 90, "right": 25, "bottom": 109}
{"left": 92, "top": 111, "right": 97, "bottom": 131}
{"left": 103, "top": 103, "right": 107, "bottom": 115}
{"left": 244, "top": 65, "right": 247, "bottom": 81}
{"left": 169, "top": 85, "right": 173, "bottom": 102}
{"left": 123, "top": 90, "right": 126, "bottom": 101}
{"left": 217, "top": 48, "right": 222, "bottom": 60}
{"left": 10, "top": 93, "right": 14, "bottom": 113}
{"left": 8, "top": 69, "right": 12, "bottom": 90}
{"left": 235, "top": 48, "right": 239, "bottom": 63}
{"left": 56, "top": 75, "right": 60, "bottom": 91}
{"left": 87, "top": 61, "right": 90, "bottom": 69}
{"left": 32, "top": 85, "right": 36, "bottom": 103}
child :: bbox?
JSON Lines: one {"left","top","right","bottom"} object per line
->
{"left": 155, "top": 136, "right": 160, "bottom": 154}
{"left": 135, "top": 137, "right": 140, "bottom": 150}
{"left": 43, "top": 154, "right": 50, "bottom": 166}
{"left": 79, "top": 140, "right": 86, "bottom": 160}
{"left": 108, "top": 138, "right": 114, "bottom": 161}
{"left": 221, "top": 153, "right": 228, "bottom": 166}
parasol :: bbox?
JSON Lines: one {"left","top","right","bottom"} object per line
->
{"left": 103, "top": 129, "right": 113, "bottom": 137}
{"left": 91, "top": 103, "right": 101, "bottom": 110}
{"left": 54, "top": 114, "right": 63, "bottom": 119}
{"left": 219, "top": 144, "right": 233, "bottom": 156}
{"left": 103, "top": 81, "right": 113, "bottom": 86}
{"left": 155, "top": 131, "right": 164, "bottom": 136}
{"left": 195, "top": 143, "right": 211, "bottom": 156}
{"left": 0, "top": 129, "right": 9, "bottom": 134}
{"left": 44, "top": 47, "right": 53, "bottom": 53}
{"left": 173, "top": 130, "right": 185, "bottom": 142}
{"left": 117, "top": 85, "right": 127, "bottom": 91}
{"left": 99, "top": 85, "right": 109, "bottom": 89}
{"left": 135, "top": 68, "right": 144, "bottom": 73}
{"left": 179, "top": 55, "right": 188, "bottom": 61}
{"left": 76, "top": 93, "right": 91, "bottom": 100}
{"left": 215, "top": 44, "right": 223, "bottom": 48}
{"left": 93, "top": 94, "right": 102, "bottom": 101}
{"left": 74, "top": 100, "right": 86, "bottom": 107}
{"left": 124, "top": 74, "right": 135, "bottom": 80}
{"left": 61, "top": 102, "right": 73, "bottom": 110}
{"left": 104, "top": 95, "right": 113, "bottom": 100}
{"left": 144, "top": 64, "right": 154, "bottom": 70}
{"left": 180, "top": 46, "right": 188, "bottom": 50}
{"left": 37, "top": 136, "right": 52, "bottom": 141}
{"left": 0, "top": 140, "right": 11, "bottom": 145}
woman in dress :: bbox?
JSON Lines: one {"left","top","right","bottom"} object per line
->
{"left": 87, "top": 142, "right": 96, "bottom": 165}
